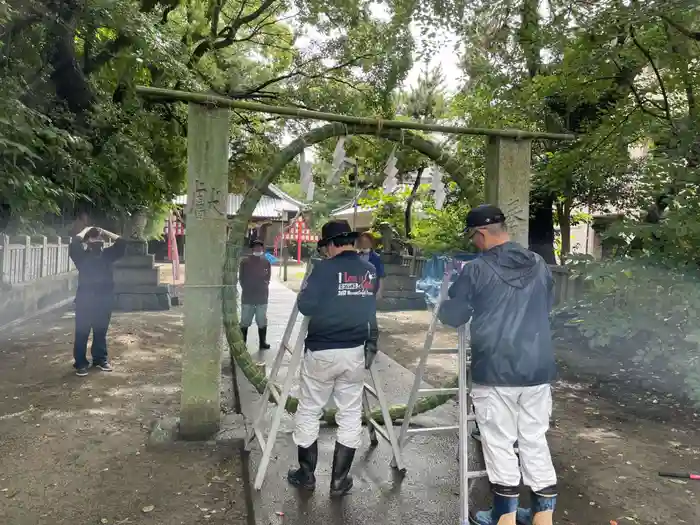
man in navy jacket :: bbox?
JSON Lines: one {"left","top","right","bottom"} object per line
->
{"left": 439, "top": 205, "right": 557, "bottom": 525}
{"left": 287, "top": 220, "right": 378, "bottom": 497}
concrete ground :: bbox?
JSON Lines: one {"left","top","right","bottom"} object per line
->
{"left": 238, "top": 278, "right": 490, "bottom": 525}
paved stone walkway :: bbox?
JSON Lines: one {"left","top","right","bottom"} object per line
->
{"left": 238, "top": 277, "right": 488, "bottom": 525}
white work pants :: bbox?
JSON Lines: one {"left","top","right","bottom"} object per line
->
{"left": 471, "top": 383, "right": 557, "bottom": 492}
{"left": 293, "top": 346, "right": 365, "bottom": 449}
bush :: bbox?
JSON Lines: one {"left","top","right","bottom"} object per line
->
{"left": 560, "top": 255, "right": 700, "bottom": 403}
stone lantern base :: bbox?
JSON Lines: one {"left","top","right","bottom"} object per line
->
{"left": 113, "top": 240, "right": 171, "bottom": 311}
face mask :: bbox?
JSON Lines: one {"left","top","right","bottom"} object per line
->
{"left": 87, "top": 241, "right": 104, "bottom": 252}
{"left": 253, "top": 252, "right": 264, "bottom": 257}
{"left": 359, "top": 248, "right": 371, "bottom": 254}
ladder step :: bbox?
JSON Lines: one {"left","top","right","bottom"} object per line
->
{"left": 407, "top": 425, "right": 459, "bottom": 435}
{"left": 406, "top": 416, "right": 477, "bottom": 435}
{"left": 418, "top": 387, "right": 458, "bottom": 395}
{"left": 467, "top": 470, "right": 488, "bottom": 480}
{"left": 430, "top": 347, "right": 458, "bottom": 354}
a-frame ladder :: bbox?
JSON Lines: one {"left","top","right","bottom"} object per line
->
{"left": 245, "top": 259, "right": 405, "bottom": 490}
{"left": 394, "top": 260, "right": 487, "bottom": 525}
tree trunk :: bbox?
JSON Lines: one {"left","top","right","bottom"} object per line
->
{"left": 529, "top": 192, "right": 556, "bottom": 264}
{"left": 557, "top": 199, "right": 572, "bottom": 264}
{"left": 404, "top": 166, "right": 425, "bottom": 255}
{"left": 45, "top": 0, "right": 94, "bottom": 115}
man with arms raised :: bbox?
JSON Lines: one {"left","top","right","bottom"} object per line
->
{"left": 69, "top": 219, "right": 126, "bottom": 376}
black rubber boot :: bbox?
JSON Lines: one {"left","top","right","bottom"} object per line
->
{"left": 241, "top": 327, "right": 248, "bottom": 343}
{"left": 287, "top": 441, "right": 318, "bottom": 490}
{"left": 258, "top": 327, "right": 271, "bottom": 350}
{"left": 329, "top": 442, "right": 356, "bottom": 497}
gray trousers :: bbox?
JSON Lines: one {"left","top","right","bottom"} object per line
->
{"left": 240, "top": 303, "right": 268, "bottom": 328}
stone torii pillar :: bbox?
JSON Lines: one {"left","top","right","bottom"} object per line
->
{"left": 484, "top": 137, "right": 531, "bottom": 248}
{"left": 180, "top": 103, "right": 230, "bottom": 440}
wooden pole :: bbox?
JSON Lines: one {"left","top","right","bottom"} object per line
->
{"left": 136, "top": 86, "right": 575, "bottom": 141}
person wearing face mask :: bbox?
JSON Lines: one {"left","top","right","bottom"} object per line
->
{"left": 287, "top": 220, "right": 378, "bottom": 497}
{"left": 69, "top": 223, "right": 126, "bottom": 377}
{"left": 356, "top": 232, "right": 385, "bottom": 297}
{"left": 238, "top": 239, "right": 272, "bottom": 350}
{"left": 438, "top": 205, "right": 557, "bottom": 525}
{"left": 316, "top": 238, "right": 329, "bottom": 259}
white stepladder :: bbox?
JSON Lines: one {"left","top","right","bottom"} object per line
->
{"left": 395, "top": 260, "right": 488, "bottom": 525}
{"left": 245, "top": 259, "right": 405, "bottom": 490}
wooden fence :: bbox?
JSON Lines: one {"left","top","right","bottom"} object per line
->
{"left": 399, "top": 253, "right": 582, "bottom": 306}
{"left": 0, "top": 235, "right": 75, "bottom": 285}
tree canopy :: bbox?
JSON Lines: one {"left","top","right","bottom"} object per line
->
{"left": 0, "top": 0, "right": 413, "bottom": 231}
{"left": 8, "top": 0, "right": 699, "bottom": 255}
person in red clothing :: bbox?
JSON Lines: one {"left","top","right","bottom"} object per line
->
{"left": 238, "top": 239, "right": 272, "bottom": 350}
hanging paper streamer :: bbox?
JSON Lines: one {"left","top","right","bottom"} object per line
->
{"left": 299, "top": 150, "right": 313, "bottom": 193}
{"left": 382, "top": 165, "right": 398, "bottom": 191}
{"left": 382, "top": 146, "right": 398, "bottom": 194}
{"left": 429, "top": 167, "right": 443, "bottom": 192}
{"left": 383, "top": 173, "right": 397, "bottom": 193}
{"left": 383, "top": 146, "right": 397, "bottom": 175}
{"left": 433, "top": 182, "right": 446, "bottom": 210}
{"left": 332, "top": 137, "right": 346, "bottom": 169}
{"left": 306, "top": 181, "right": 315, "bottom": 201}
{"left": 326, "top": 137, "right": 347, "bottom": 184}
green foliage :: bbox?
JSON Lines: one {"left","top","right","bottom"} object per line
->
{"left": 410, "top": 201, "right": 472, "bottom": 254}
{"left": 358, "top": 187, "right": 413, "bottom": 232}
{"left": 358, "top": 184, "right": 474, "bottom": 254}
{"left": 276, "top": 181, "right": 354, "bottom": 230}
{"left": 561, "top": 256, "right": 700, "bottom": 403}
{"left": 0, "top": 0, "right": 415, "bottom": 230}
{"left": 144, "top": 205, "right": 171, "bottom": 240}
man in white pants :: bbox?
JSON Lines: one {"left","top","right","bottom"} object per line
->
{"left": 439, "top": 205, "right": 558, "bottom": 525}
{"left": 287, "top": 220, "right": 379, "bottom": 497}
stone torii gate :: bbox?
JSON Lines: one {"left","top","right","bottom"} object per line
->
{"left": 136, "top": 86, "right": 574, "bottom": 440}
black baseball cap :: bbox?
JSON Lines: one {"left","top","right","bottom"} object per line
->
{"left": 463, "top": 204, "right": 506, "bottom": 236}
{"left": 250, "top": 239, "right": 264, "bottom": 248}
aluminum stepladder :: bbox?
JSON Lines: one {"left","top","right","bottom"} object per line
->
{"left": 245, "top": 259, "right": 406, "bottom": 490}
{"left": 395, "top": 260, "right": 487, "bottom": 525}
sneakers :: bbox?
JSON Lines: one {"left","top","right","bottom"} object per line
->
{"left": 75, "top": 362, "right": 113, "bottom": 376}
